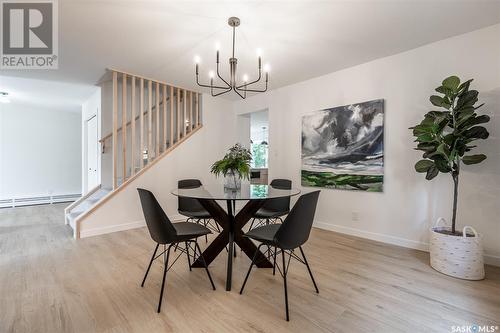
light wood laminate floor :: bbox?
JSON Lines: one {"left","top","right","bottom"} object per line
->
{"left": 1, "top": 203, "right": 499, "bottom": 333}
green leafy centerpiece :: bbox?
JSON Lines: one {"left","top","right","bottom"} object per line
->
{"left": 410, "top": 75, "right": 490, "bottom": 280}
{"left": 211, "top": 143, "right": 252, "bottom": 190}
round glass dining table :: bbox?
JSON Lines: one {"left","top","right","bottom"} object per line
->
{"left": 171, "top": 183, "right": 300, "bottom": 291}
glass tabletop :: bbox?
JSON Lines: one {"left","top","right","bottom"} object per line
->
{"left": 171, "top": 183, "right": 301, "bottom": 200}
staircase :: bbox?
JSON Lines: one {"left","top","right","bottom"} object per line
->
{"left": 65, "top": 187, "right": 111, "bottom": 237}
{"left": 65, "top": 69, "right": 203, "bottom": 239}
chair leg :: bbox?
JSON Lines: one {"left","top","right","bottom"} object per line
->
{"left": 194, "top": 240, "right": 216, "bottom": 290}
{"left": 202, "top": 219, "right": 208, "bottom": 243}
{"left": 281, "top": 249, "right": 290, "bottom": 321}
{"left": 299, "top": 246, "right": 319, "bottom": 293}
{"left": 157, "top": 244, "right": 172, "bottom": 313}
{"left": 141, "top": 243, "right": 159, "bottom": 287}
{"left": 248, "top": 218, "right": 256, "bottom": 231}
{"left": 185, "top": 241, "right": 192, "bottom": 271}
{"left": 273, "top": 246, "right": 277, "bottom": 276}
{"left": 239, "top": 243, "right": 263, "bottom": 294}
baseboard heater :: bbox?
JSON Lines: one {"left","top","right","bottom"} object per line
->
{"left": 0, "top": 193, "right": 82, "bottom": 208}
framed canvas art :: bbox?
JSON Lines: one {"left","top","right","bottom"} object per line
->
{"left": 301, "top": 99, "right": 384, "bottom": 192}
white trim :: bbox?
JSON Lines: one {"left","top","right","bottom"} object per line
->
{"left": 80, "top": 220, "right": 146, "bottom": 238}
{"left": 79, "top": 214, "right": 186, "bottom": 238}
{"left": 313, "top": 220, "right": 500, "bottom": 267}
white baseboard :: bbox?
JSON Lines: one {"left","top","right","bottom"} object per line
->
{"left": 313, "top": 221, "right": 500, "bottom": 267}
{"left": 79, "top": 214, "right": 187, "bottom": 239}
{"left": 80, "top": 220, "right": 146, "bottom": 238}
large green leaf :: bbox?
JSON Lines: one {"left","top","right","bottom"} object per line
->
{"left": 430, "top": 95, "right": 451, "bottom": 109}
{"left": 435, "top": 86, "right": 452, "bottom": 96}
{"left": 462, "top": 154, "right": 487, "bottom": 165}
{"left": 456, "top": 90, "right": 479, "bottom": 109}
{"left": 425, "top": 165, "right": 439, "bottom": 180}
{"left": 436, "top": 143, "right": 450, "bottom": 159}
{"left": 442, "top": 76, "right": 460, "bottom": 91}
{"left": 434, "top": 157, "right": 451, "bottom": 172}
{"left": 416, "top": 142, "right": 438, "bottom": 152}
{"left": 415, "top": 159, "right": 434, "bottom": 173}
{"left": 457, "top": 79, "right": 473, "bottom": 93}
{"left": 415, "top": 133, "right": 435, "bottom": 142}
{"left": 458, "top": 115, "right": 490, "bottom": 130}
{"left": 463, "top": 126, "right": 489, "bottom": 140}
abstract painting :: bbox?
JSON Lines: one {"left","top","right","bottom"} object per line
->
{"left": 301, "top": 99, "right": 384, "bottom": 192}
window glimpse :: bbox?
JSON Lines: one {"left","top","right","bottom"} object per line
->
{"left": 251, "top": 143, "right": 268, "bottom": 168}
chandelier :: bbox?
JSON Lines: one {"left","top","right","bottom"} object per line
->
{"left": 195, "top": 17, "right": 269, "bottom": 99}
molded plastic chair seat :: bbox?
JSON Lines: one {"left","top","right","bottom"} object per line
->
{"left": 173, "top": 222, "right": 211, "bottom": 240}
{"left": 178, "top": 209, "right": 212, "bottom": 219}
{"left": 253, "top": 207, "right": 289, "bottom": 219}
{"left": 244, "top": 224, "right": 281, "bottom": 244}
{"left": 240, "top": 191, "right": 321, "bottom": 321}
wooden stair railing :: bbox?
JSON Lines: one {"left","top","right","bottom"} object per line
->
{"left": 72, "top": 69, "right": 203, "bottom": 239}
{"left": 102, "top": 69, "right": 202, "bottom": 189}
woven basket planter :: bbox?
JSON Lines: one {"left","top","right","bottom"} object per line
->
{"left": 429, "top": 218, "right": 485, "bottom": 280}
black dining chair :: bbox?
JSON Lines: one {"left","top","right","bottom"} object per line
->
{"left": 248, "top": 179, "right": 292, "bottom": 230}
{"left": 239, "top": 190, "right": 320, "bottom": 321}
{"left": 137, "top": 188, "right": 216, "bottom": 313}
{"left": 178, "top": 179, "right": 220, "bottom": 242}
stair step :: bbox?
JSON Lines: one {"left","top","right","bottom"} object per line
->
{"left": 65, "top": 188, "right": 111, "bottom": 232}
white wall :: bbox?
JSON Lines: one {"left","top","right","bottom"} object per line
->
{"left": 79, "top": 95, "right": 235, "bottom": 236}
{"left": 81, "top": 89, "right": 102, "bottom": 194}
{"left": 232, "top": 24, "right": 500, "bottom": 265}
{"left": 0, "top": 103, "right": 82, "bottom": 199}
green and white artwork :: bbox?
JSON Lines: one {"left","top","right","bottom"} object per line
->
{"left": 301, "top": 99, "right": 384, "bottom": 192}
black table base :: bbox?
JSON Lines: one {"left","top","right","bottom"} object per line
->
{"left": 191, "top": 198, "right": 273, "bottom": 291}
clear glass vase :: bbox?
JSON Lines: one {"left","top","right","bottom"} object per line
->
{"left": 224, "top": 171, "right": 241, "bottom": 191}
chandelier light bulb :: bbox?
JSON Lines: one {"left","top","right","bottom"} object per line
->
{"left": 264, "top": 64, "right": 271, "bottom": 72}
{"left": 194, "top": 17, "right": 269, "bottom": 99}
{"left": 194, "top": 55, "right": 201, "bottom": 64}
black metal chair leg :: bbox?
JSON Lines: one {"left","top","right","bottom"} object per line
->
{"left": 204, "top": 220, "right": 208, "bottom": 243}
{"left": 299, "top": 246, "right": 319, "bottom": 293}
{"left": 141, "top": 243, "right": 159, "bottom": 287}
{"left": 194, "top": 241, "right": 216, "bottom": 290}
{"left": 157, "top": 245, "right": 171, "bottom": 313}
{"left": 239, "top": 244, "right": 263, "bottom": 294}
{"left": 281, "top": 249, "right": 290, "bottom": 321}
{"left": 248, "top": 218, "right": 256, "bottom": 231}
{"left": 273, "top": 246, "right": 277, "bottom": 276}
{"left": 185, "top": 241, "right": 192, "bottom": 271}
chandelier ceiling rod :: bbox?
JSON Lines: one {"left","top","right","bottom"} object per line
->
{"left": 195, "top": 17, "right": 269, "bottom": 99}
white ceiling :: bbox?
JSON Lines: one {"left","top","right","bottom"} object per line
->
{"left": 2, "top": 0, "right": 500, "bottom": 99}
{"left": 0, "top": 75, "right": 98, "bottom": 112}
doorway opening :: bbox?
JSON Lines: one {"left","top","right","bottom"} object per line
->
{"left": 249, "top": 110, "right": 268, "bottom": 184}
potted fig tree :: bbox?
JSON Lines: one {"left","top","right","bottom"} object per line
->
{"left": 410, "top": 75, "right": 490, "bottom": 280}
{"left": 211, "top": 143, "right": 252, "bottom": 190}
